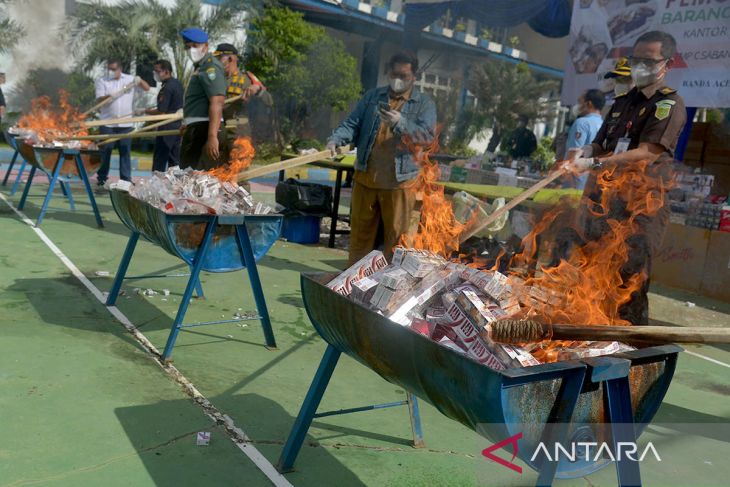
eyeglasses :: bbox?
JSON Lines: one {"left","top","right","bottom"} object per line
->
{"left": 627, "top": 56, "right": 667, "bottom": 67}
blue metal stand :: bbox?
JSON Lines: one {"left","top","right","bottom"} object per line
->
{"left": 1, "top": 149, "right": 19, "bottom": 186}
{"left": 502, "top": 356, "right": 642, "bottom": 487}
{"left": 277, "top": 344, "right": 425, "bottom": 473}
{"left": 9, "top": 159, "right": 28, "bottom": 195}
{"left": 16, "top": 148, "right": 103, "bottom": 228}
{"left": 106, "top": 215, "right": 278, "bottom": 361}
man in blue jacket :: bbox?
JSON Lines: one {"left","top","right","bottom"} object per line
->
{"left": 327, "top": 51, "right": 437, "bottom": 264}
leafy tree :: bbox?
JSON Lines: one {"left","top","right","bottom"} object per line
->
{"left": 0, "top": 0, "right": 24, "bottom": 54}
{"left": 245, "top": 5, "right": 360, "bottom": 146}
{"left": 454, "top": 61, "right": 558, "bottom": 152}
{"left": 66, "top": 0, "right": 253, "bottom": 85}
{"left": 7, "top": 68, "right": 94, "bottom": 113}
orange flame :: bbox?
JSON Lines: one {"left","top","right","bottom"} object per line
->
{"left": 208, "top": 136, "right": 255, "bottom": 183}
{"left": 398, "top": 134, "right": 467, "bottom": 257}
{"left": 400, "top": 130, "right": 672, "bottom": 336}
{"left": 17, "top": 90, "right": 89, "bottom": 145}
{"left": 505, "top": 160, "right": 672, "bottom": 329}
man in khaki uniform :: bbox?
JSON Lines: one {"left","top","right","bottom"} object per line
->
{"left": 212, "top": 43, "right": 267, "bottom": 144}
{"left": 327, "top": 52, "right": 437, "bottom": 264}
{"left": 563, "top": 31, "right": 687, "bottom": 325}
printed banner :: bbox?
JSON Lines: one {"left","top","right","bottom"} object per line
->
{"left": 561, "top": 0, "right": 730, "bottom": 108}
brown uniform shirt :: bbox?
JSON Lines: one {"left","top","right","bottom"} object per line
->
{"left": 353, "top": 89, "right": 413, "bottom": 190}
{"left": 590, "top": 80, "right": 686, "bottom": 162}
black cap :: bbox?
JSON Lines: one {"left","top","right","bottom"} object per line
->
{"left": 213, "top": 43, "right": 238, "bottom": 56}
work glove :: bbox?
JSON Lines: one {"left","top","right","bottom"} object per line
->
{"left": 569, "top": 157, "right": 595, "bottom": 174}
{"left": 326, "top": 141, "right": 337, "bottom": 158}
{"left": 379, "top": 108, "right": 401, "bottom": 128}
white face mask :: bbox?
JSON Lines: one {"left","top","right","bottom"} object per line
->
{"left": 389, "top": 78, "right": 408, "bottom": 94}
{"left": 631, "top": 61, "right": 665, "bottom": 88}
{"left": 153, "top": 72, "right": 162, "bottom": 83}
{"left": 188, "top": 47, "right": 206, "bottom": 63}
{"left": 107, "top": 69, "right": 118, "bottom": 79}
{"left": 614, "top": 81, "right": 632, "bottom": 97}
{"left": 570, "top": 103, "right": 581, "bottom": 118}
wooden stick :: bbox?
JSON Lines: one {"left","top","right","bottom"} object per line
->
{"left": 81, "top": 81, "right": 137, "bottom": 116}
{"left": 488, "top": 319, "right": 730, "bottom": 345}
{"left": 59, "top": 129, "right": 181, "bottom": 141}
{"left": 237, "top": 146, "right": 350, "bottom": 182}
{"left": 97, "top": 114, "right": 184, "bottom": 147}
{"left": 459, "top": 165, "right": 568, "bottom": 242}
{"left": 80, "top": 113, "right": 179, "bottom": 128}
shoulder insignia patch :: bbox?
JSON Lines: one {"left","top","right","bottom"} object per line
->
{"left": 639, "top": 107, "right": 646, "bottom": 116}
{"left": 612, "top": 112, "right": 621, "bottom": 118}
{"left": 206, "top": 67, "right": 217, "bottom": 81}
{"left": 655, "top": 100, "right": 674, "bottom": 120}
{"left": 660, "top": 87, "right": 677, "bottom": 95}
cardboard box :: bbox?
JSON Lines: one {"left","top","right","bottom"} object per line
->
{"left": 699, "top": 230, "right": 730, "bottom": 301}
{"left": 651, "top": 223, "right": 710, "bottom": 293}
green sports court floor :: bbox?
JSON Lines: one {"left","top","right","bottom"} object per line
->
{"left": 1, "top": 180, "right": 728, "bottom": 487}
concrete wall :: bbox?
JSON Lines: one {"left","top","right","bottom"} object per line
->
{"left": 507, "top": 23, "right": 568, "bottom": 72}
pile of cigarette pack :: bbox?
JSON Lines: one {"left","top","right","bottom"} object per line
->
{"left": 327, "top": 248, "right": 634, "bottom": 369}
{"left": 119, "top": 167, "right": 274, "bottom": 215}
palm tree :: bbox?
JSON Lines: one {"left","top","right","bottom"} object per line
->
{"left": 0, "top": 0, "right": 25, "bottom": 54}
{"left": 66, "top": 0, "right": 254, "bottom": 86}
{"left": 453, "top": 61, "right": 558, "bottom": 152}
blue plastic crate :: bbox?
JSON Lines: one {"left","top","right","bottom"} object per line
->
{"left": 282, "top": 215, "right": 321, "bottom": 244}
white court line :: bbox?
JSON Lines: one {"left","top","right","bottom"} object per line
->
{"left": 0, "top": 192, "right": 293, "bottom": 487}
{"left": 685, "top": 350, "right": 730, "bottom": 369}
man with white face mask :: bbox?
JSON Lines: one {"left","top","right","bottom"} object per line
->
{"left": 558, "top": 31, "right": 686, "bottom": 326}
{"left": 327, "top": 51, "right": 436, "bottom": 264}
{"left": 94, "top": 58, "right": 150, "bottom": 187}
{"left": 179, "top": 27, "right": 228, "bottom": 170}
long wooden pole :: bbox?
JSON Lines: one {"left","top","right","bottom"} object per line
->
{"left": 81, "top": 81, "right": 137, "bottom": 117}
{"left": 80, "top": 113, "right": 179, "bottom": 128}
{"left": 59, "top": 129, "right": 181, "bottom": 141}
{"left": 96, "top": 114, "right": 183, "bottom": 147}
{"left": 95, "top": 94, "right": 245, "bottom": 146}
{"left": 237, "top": 146, "right": 350, "bottom": 182}
{"left": 487, "top": 321, "right": 730, "bottom": 345}
{"left": 459, "top": 165, "right": 568, "bottom": 242}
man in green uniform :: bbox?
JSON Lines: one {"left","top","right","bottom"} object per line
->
{"left": 561, "top": 31, "right": 687, "bottom": 325}
{"left": 212, "top": 43, "right": 267, "bottom": 144}
{"left": 179, "top": 27, "right": 228, "bottom": 170}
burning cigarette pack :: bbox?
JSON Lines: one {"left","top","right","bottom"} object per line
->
{"left": 380, "top": 266, "right": 418, "bottom": 290}
{"left": 326, "top": 250, "right": 388, "bottom": 296}
{"left": 483, "top": 271, "right": 510, "bottom": 301}
{"left": 453, "top": 289, "right": 539, "bottom": 368}
{"left": 387, "top": 268, "right": 455, "bottom": 326}
{"left": 555, "top": 341, "right": 635, "bottom": 361}
{"left": 398, "top": 249, "right": 447, "bottom": 278}
{"left": 440, "top": 297, "right": 508, "bottom": 370}
{"left": 350, "top": 275, "right": 381, "bottom": 305}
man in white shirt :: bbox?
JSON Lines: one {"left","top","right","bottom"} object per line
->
{"left": 94, "top": 58, "right": 149, "bottom": 186}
